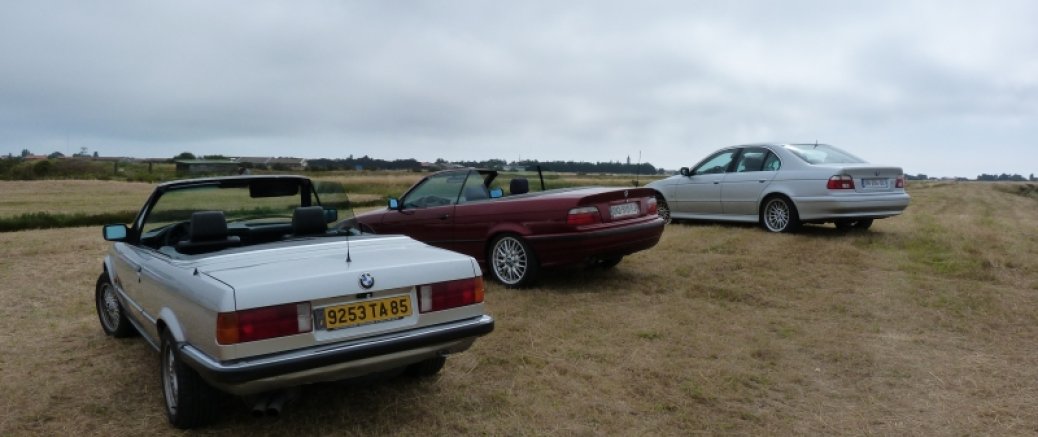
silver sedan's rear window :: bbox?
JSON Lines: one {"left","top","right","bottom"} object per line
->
{"left": 784, "top": 144, "right": 866, "bottom": 164}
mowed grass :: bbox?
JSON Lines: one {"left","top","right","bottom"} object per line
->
{"left": 2, "top": 181, "right": 1038, "bottom": 435}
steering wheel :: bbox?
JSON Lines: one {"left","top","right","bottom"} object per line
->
{"left": 162, "top": 222, "right": 191, "bottom": 247}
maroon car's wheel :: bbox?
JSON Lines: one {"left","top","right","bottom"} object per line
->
{"left": 96, "top": 272, "right": 136, "bottom": 338}
{"left": 488, "top": 234, "right": 539, "bottom": 287}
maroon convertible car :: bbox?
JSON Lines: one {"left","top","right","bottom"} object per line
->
{"left": 355, "top": 168, "right": 665, "bottom": 287}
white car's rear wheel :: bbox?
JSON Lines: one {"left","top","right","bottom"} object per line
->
{"left": 161, "top": 332, "right": 218, "bottom": 429}
{"left": 488, "top": 234, "right": 539, "bottom": 287}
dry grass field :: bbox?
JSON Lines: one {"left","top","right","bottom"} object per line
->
{"left": 1, "top": 181, "right": 1037, "bottom": 435}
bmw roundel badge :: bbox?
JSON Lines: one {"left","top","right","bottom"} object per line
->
{"left": 359, "top": 272, "right": 375, "bottom": 289}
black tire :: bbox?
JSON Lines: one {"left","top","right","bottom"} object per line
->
{"left": 96, "top": 272, "right": 136, "bottom": 338}
{"left": 161, "top": 331, "right": 219, "bottom": 429}
{"left": 598, "top": 256, "right": 624, "bottom": 270}
{"left": 835, "top": 219, "right": 873, "bottom": 231}
{"left": 405, "top": 356, "right": 446, "bottom": 378}
{"left": 655, "top": 195, "right": 672, "bottom": 224}
{"left": 488, "top": 234, "right": 539, "bottom": 288}
{"left": 760, "top": 196, "right": 801, "bottom": 233}
{"left": 853, "top": 219, "right": 874, "bottom": 230}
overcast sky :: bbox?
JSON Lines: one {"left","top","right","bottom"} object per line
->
{"left": 2, "top": 1, "right": 1035, "bottom": 177}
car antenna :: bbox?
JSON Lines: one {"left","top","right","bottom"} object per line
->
{"left": 346, "top": 231, "right": 352, "bottom": 264}
{"left": 634, "top": 150, "right": 642, "bottom": 186}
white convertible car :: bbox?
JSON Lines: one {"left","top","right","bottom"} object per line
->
{"left": 96, "top": 175, "right": 494, "bottom": 428}
{"left": 647, "top": 143, "right": 910, "bottom": 232}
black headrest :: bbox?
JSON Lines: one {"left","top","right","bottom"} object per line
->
{"left": 510, "top": 178, "right": 529, "bottom": 195}
{"left": 292, "top": 206, "right": 327, "bottom": 236}
{"left": 189, "top": 211, "right": 228, "bottom": 241}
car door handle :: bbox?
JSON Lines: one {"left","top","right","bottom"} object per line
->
{"left": 439, "top": 214, "right": 450, "bottom": 220}
{"left": 713, "top": 181, "right": 720, "bottom": 184}
{"left": 758, "top": 179, "right": 766, "bottom": 183}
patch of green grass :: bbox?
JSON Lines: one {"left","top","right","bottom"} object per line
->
{"left": 0, "top": 211, "right": 137, "bottom": 232}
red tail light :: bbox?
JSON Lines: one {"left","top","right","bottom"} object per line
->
{"left": 646, "top": 197, "right": 658, "bottom": 215}
{"left": 217, "top": 302, "right": 312, "bottom": 344}
{"left": 826, "top": 175, "right": 855, "bottom": 189}
{"left": 895, "top": 175, "right": 906, "bottom": 188}
{"left": 567, "top": 206, "right": 601, "bottom": 225}
{"left": 418, "top": 277, "right": 485, "bottom": 313}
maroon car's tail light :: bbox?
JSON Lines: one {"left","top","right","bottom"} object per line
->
{"left": 826, "top": 175, "right": 855, "bottom": 189}
{"left": 895, "top": 175, "right": 906, "bottom": 188}
{"left": 646, "top": 197, "right": 658, "bottom": 215}
{"left": 567, "top": 206, "right": 601, "bottom": 225}
{"left": 217, "top": 302, "right": 312, "bottom": 344}
{"left": 417, "top": 277, "right": 485, "bottom": 313}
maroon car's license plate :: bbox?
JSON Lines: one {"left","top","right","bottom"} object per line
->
{"left": 317, "top": 295, "right": 412, "bottom": 331}
{"left": 610, "top": 202, "right": 639, "bottom": 219}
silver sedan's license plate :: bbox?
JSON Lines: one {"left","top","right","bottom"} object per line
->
{"left": 610, "top": 202, "right": 639, "bottom": 219}
{"left": 862, "top": 178, "right": 889, "bottom": 189}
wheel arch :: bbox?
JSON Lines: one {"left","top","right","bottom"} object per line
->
{"left": 156, "top": 308, "right": 186, "bottom": 343}
{"left": 758, "top": 190, "right": 798, "bottom": 215}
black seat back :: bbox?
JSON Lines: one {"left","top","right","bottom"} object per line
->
{"left": 510, "top": 177, "right": 529, "bottom": 195}
{"left": 292, "top": 206, "right": 328, "bottom": 236}
{"left": 175, "top": 211, "right": 241, "bottom": 254}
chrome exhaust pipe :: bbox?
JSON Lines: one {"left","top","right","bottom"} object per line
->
{"left": 251, "top": 394, "right": 271, "bottom": 417}
{"left": 265, "top": 392, "right": 287, "bottom": 417}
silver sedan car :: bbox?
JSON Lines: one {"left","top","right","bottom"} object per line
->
{"left": 646, "top": 143, "right": 910, "bottom": 232}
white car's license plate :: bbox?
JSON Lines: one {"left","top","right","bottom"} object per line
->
{"left": 610, "top": 202, "right": 639, "bottom": 219}
{"left": 862, "top": 178, "right": 888, "bottom": 189}
{"left": 317, "top": 295, "right": 412, "bottom": 331}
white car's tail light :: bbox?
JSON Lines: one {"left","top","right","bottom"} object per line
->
{"left": 417, "top": 277, "right": 485, "bottom": 313}
{"left": 826, "top": 175, "right": 855, "bottom": 189}
{"left": 217, "top": 302, "right": 312, "bottom": 344}
{"left": 895, "top": 174, "right": 906, "bottom": 188}
{"left": 567, "top": 206, "right": 601, "bottom": 225}
{"left": 646, "top": 197, "right": 658, "bottom": 215}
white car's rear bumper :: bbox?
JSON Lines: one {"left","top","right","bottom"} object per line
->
{"left": 178, "top": 315, "right": 494, "bottom": 395}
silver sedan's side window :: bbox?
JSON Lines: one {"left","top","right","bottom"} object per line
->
{"left": 735, "top": 149, "right": 768, "bottom": 172}
{"left": 763, "top": 152, "right": 781, "bottom": 171}
{"left": 693, "top": 151, "right": 737, "bottom": 175}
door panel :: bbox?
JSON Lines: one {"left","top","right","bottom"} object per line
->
{"left": 721, "top": 148, "right": 777, "bottom": 216}
{"left": 672, "top": 174, "right": 724, "bottom": 215}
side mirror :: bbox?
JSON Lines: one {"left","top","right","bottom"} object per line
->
{"left": 387, "top": 197, "right": 400, "bottom": 210}
{"left": 323, "top": 208, "right": 338, "bottom": 223}
{"left": 103, "top": 224, "right": 128, "bottom": 241}
{"left": 680, "top": 167, "right": 691, "bottom": 177}
{"left": 489, "top": 187, "right": 503, "bottom": 198}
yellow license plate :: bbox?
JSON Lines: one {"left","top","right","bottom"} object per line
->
{"left": 320, "top": 295, "right": 413, "bottom": 331}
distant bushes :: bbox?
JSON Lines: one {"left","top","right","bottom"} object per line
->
{"left": 0, "top": 211, "right": 136, "bottom": 232}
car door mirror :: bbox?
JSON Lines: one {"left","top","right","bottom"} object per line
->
{"left": 489, "top": 187, "right": 503, "bottom": 198}
{"left": 680, "top": 167, "right": 691, "bottom": 177}
{"left": 388, "top": 197, "right": 400, "bottom": 210}
{"left": 103, "top": 224, "right": 128, "bottom": 241}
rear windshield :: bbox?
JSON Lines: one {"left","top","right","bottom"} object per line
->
{"left": 783, "top": 144, "right": 866, "bottom": 164}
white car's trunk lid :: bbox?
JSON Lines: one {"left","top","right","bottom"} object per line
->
{"left": 194, "top": 235, "right": 478, "bottom": 310}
